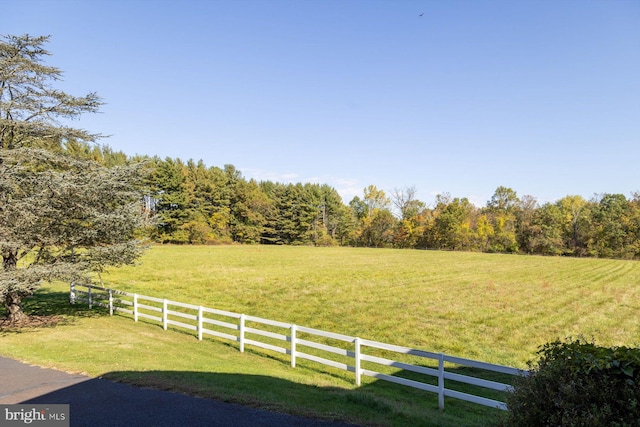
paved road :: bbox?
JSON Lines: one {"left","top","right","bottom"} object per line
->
{"left": 0, "top": 357, "right": 359, "bottom": 427}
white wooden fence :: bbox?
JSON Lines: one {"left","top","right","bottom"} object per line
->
{"left": 70, "top": 283, "right": 527, "bottom": 411}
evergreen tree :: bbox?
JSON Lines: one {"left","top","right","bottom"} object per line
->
{"left": 0, "top": 34, "right": 149, "bottom": 323}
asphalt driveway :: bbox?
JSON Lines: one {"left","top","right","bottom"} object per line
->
{"left": 0, "top": 357, "right": 358, "bottom": 426}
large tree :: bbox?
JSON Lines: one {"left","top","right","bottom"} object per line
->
{"left": 0, "top": 34, "right": 149, "bottom": 324}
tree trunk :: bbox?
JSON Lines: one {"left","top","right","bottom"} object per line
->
{"left": 2, "top": 247, "right": 17, "bottom": 270}
{"left": 2, "top": 248, "right": 28, "bottom": 323}
{"left": 4, "top": 292, "right": 27, "bottom": 324}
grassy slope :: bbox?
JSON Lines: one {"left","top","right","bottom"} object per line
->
{"left": 2, "top": 246, "right": 639, "bottom": 426}
{"left": 102, "top": 245, "right": 639, "bottom": 367}
{"left": 1, "top": 286, "right": 495, "bottom": 427}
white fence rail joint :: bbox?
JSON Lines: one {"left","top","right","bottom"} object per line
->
{"left": 354, "top": 337, "right": 362, "bottom": 387}
{"left": 239, "top": 314, "right": 246, "bottom": 353}
{"left": 438, "top": 353, "right": 445, "bottom": 411}
{"left": 70, "top": 283, "right": 527, "bottom": 412}
{"left": 291, "top": 324, "right": 297, "bottom": 368}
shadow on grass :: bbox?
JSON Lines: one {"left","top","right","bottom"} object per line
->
{"left": 19, "top": 368, "right": 505, "bottom": 427}
{"left": 0, "top": 289, "right": 110, "bottom": 335}
{"left": 0, "top": 288, "right": 105, "bottom": 319}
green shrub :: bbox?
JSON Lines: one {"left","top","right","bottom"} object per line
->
{"left": 503, "top": 337, "right": 640, "bottom": 427}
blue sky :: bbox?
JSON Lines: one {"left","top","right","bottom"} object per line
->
{"left": 4, "top": 0, "right": 639, "bottom": 206}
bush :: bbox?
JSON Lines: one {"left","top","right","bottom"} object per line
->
{"left": 503, "top": 337, "right": 640, "bottom": 427}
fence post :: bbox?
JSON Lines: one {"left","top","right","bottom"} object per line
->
{"left": 438, "top": 353, "right": 445, "bottom": 411}
{"left": 197, "top": 306, "right": 203, "bottom": 341}
{"left": 355, "top": 337, "right": 361, "bottom": 387}
{"left": 70, "top": 282, "right": 76, "bottom": 304}
{"left": 88, "top": 286, "right": 93, "bottom": 309}
{"left": 239, "top": 314, "right": 246, "bottom": 353}
{"left": 290, "top": 324, "right": 297, "bottom": 368}
{"left": 162, "top": 299, "right": 168, "bottom": 330}
{"left": 133, "top": 294, "right": 139, "bottom": 322}
{"left": 108, "top": 289, "right": 113, "bottom": 316}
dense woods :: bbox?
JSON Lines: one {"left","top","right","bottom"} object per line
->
{"left": 8, "top": 32, "right": 632, "bottom": 262}
{"left": 75, "top": 145, "right": 640, "bottom": 260}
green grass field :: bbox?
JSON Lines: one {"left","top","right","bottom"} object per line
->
{"left": 101, "top": 245, "right": 640, "bottom": 367}
{"left": 2, "top": 245, "right": 639, "bottom": 426}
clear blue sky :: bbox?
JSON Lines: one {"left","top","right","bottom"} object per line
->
{"left": 4, "top": 0, "right": 639, "bottom": 206}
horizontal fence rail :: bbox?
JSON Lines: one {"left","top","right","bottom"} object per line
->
{"left": 70, "top": 283, "right": 528, "bottom": 411}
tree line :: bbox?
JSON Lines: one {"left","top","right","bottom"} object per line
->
{"left": 72, "top": 144, "right": 640, "bottom": 260}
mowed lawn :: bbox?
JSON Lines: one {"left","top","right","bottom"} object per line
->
{"left": 2, "top": 245, "right": 640, "bottom": 426}
{"left": 102, "top": 245, "right": 639, "bottom": 368}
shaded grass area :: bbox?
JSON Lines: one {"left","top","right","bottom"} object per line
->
{"left": 1, "top": 286, "right": 504, "bottom": 426}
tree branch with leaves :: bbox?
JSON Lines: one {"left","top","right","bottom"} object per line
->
{"left": 0, "top": 34, "right": 150, "bottom": 324}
